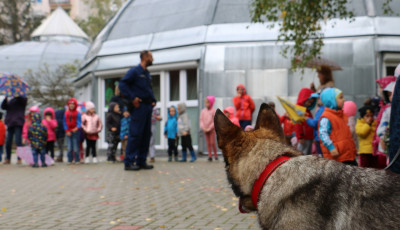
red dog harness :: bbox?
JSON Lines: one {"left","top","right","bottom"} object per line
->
{"left": 239, "top": 156, "right": 291, "bottom": 213}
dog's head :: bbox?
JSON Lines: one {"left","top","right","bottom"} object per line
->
{"left": 215, "top": 103, "right": 300, "bottom": 211}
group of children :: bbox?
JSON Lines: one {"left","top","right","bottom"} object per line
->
{"left": 283, "top": 75, "right": 397, "bottom": 168}
{"left": 18, "top": 98, "right": 104, "bottom": 167}
{"left": 164, "top": 103, "right": 196, "bottom": 162}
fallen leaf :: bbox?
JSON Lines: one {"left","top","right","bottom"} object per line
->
{"left": 0, "top": 214, "right": 2, "bottom": 217}
{"left": 232, "top": 197, "right": 239, "bottom": 201}
{"left": 179, "top": 188, "right": 184, "bottom": 191}
{"left": 145, "top": 218, "right": 152, "bottom": 221}
{"left": 1, "top": 208, "right": 6, "bottom": 212}
{"left": 100, "top": 196, "right": 105, "bottom": 199}
{"left": 160, "top": 225, "right": 166, "bottom": 228}
{"left": 214, "top": 228, "right": 223, "bottom": 230}
{"left": 60, "top": 185, "right": 65, "bottom": 189}
{"left": 221, "top": 208, "right": 228, "bottom": 212}
{"left": 110, "top": 221, "right": 116, "bottom": 225}
{"left": 150, "top": 204, "right": 156, "bottom": 206}
{"left": 250, "top": 215, "right": 257, "bottom": 218}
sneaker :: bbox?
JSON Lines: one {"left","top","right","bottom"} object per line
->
{"left": 17, "top": 159, "right": 22, "bottom": 165}
{"left": 93, "top": 157, "right": 98, "bottom": 163}
{"left": 174, "top": 156, "right": 179, "bottom": 162}
{"left": 150, "top": 157, "right": 155, "bottom": 163}
{"left": 42, "top": 163, "right": 48, "bottom": 168}
{"left": 32, "top": 164, "right": 39, "bottom": 168}
{"left": 84, "top": 157, "right": 90, "bottom": 164}
{"left": 208, "top": 157, "right": 212, "bottom": 162}
{"left": 214, "top": 157, "right": 219, "bottom": 161}
{"left": 168, "top": 157, "right": 172, "bottom": 162}
{"left": 4, "top": 159, "right": 10, "bottom": 165}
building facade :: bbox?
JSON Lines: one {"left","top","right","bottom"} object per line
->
{"left": 76, "top": 0, "right": 400, "bottom": 151}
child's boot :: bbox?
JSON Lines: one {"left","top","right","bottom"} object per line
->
{"left": 168, "top": 156, "right": 172, "bottom": 162}
{"left": 174, "top": 155, "right": 179, "bottom": 162}
{"left": 180, "top": 151, "right": 187, "bottom": 162}
{"left": 190, "top": 150, "right": 196, "bottom": 162}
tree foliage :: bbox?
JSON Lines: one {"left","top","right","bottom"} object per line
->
{"left": 75, "top": 0, "right": 124, "bottom": 40}
{"left": 251, "top": 0, "right": 395, "bottom": 70}
{"left": 25, "top": 61, "right": 80, "bottom": 109}
{"left": 0, "top": 0, "right": 43, "bottom": 45}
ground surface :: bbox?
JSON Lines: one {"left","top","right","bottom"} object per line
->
{"left": 0, "top": 155, "right": 258, "bottom": 230}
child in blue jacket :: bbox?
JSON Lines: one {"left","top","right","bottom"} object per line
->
{"left": 164, "top": 106, "right": 178, "bottom": 162}
{"left": 306, "top": 92, "right": 325, "bottom": 157}
{"left": 120, "top": 107, "right": 131, "bottom": 161}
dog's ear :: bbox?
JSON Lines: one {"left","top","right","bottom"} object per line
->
{"left": 254, "top": 103, "right": 285, "bottom": 141}
{"left": 214, "top": 109, "right": 243, "bottom": 148}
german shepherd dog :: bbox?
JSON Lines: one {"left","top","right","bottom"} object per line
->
{"left": 214, "top": 103, "right": 400, "bottom": 230}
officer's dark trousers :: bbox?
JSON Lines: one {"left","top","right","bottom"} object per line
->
{"left": 124, "top": 103, "right": 152, "bottom": 166}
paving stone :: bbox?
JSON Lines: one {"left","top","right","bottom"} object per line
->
{"left": 0, "top": 155, "right": 258, "bottom": 229}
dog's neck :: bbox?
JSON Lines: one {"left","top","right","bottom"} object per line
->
{"left": 231, "top": 140, "right": 300, "bottom": 210}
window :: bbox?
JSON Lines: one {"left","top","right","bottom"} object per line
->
{"left": 152, "top": 74, "right": 160, "bottom": 101}
{"left": 169, "top": 70, "right": 180, "bottom": 101}
{"left": 186, "top": 69, "right": 197, "bottom": 100}
{"left": 105, "top": 78, "right": 121, "bottom": 107}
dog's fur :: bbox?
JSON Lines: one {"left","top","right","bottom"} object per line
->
{"left": 215, "top": 103, "right": 400, "bottom": 230}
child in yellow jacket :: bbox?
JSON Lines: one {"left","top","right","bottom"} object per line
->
{"left": 356, "top": 106, "right": 377, "bottom": 168}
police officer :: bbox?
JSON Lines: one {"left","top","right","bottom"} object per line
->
{"left": 119, "top": 50, "right": 156, "bottom": 171}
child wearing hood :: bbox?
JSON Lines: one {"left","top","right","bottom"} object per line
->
{"left": 356, "top": 106, "right": 377, "bottom": 168}
{"left": 373, "top": 76, "right": 396, "bottom": 168}
{"left": 377, "top": 81, "right": 396, "bottom": 157}
{"left": 106, "top": 102, "right": 121, "bottom": 162}
{"left": 164, "top": 106, "right": 178, "bottom": 162}
{"left": 177, "top": 103, "right": 196, "bottom": 162}
{"left": 306, "top": 92, "right": 325, "bottom": 157}
{"left": 82, "top": 101, "right": 103, "bottom": 164}
{"left": 55, "top": 108, "right": 66, "bottom": 162}
{"left": 22, "top": 106, "right": 40, "bottom": 145}
{"left": 233, "top": 84, "right": 255, "bottom": 130}
{"left": 119, "top": 106, "right": 130, "bottom": 161}
{"left": 295, "top": 88, "right": 316, "bottom": 155}
{"left": 200, "top": 96, "right": 217, "bottom": 162}
{"left": 28, "top": 113, "right": 48, "bottom": 168}
{"left": 223, "top": 106, "right": 240, "bottom": 128}
{"left": 42, "top": 107, "right": 57, "bottom": 160}
{"left": 149, "top": 107, "right": 162, "bottom": 163}
{"left": 319, "top": 88, "right": 357, "bottom": 165}
{"left": 0, "top": 112, "right": 5, "bottom": 162}
{"left": 64, "top": 98, "right": 82, "bottom": 164}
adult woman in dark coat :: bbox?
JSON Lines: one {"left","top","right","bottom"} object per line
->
{"left": 1, "top": 96, "right": 27, "bottom": 164}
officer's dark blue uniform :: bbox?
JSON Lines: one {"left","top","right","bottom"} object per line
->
{"left": 119, "top": 64, "right": 156, "bottom": 167}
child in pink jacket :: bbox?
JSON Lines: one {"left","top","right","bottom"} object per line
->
{"left": 22, "top": 106, "right": 40, "bottom": 145}
{"left": 81, "top": 101, "right": 102, "bottom": 163}
{"left": 200, "top": 96, "right": 217, "bottom": 162}
{"left": 42, "top": 107, "right": 58, "bottom": 159}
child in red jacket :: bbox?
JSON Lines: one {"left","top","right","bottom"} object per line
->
{"left": 0, "top": 112, "right": 5, "bottom": 162}
{"left": 233, "top": 84, "right": 255, "bottom": 130}
{"left": 295, "top": 88, "right": 316, "bottom": 155}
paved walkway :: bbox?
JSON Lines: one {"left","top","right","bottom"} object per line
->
{"left": 0, "top": 155, "right": 258, "bottom": 230}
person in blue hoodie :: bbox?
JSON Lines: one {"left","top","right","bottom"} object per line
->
{"left": 306, "top": 92, "right": 325, "bottom": 157}
{"left": 164, "top": 106, "right": 178, "bottom": 162}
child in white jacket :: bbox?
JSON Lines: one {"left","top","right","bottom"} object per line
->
{"left": 177, "top": 103, "right": 196, "bottom": 162}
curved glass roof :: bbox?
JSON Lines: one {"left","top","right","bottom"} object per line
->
{"left": 0, "top": 39, "right": 89, "bottom": 77}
